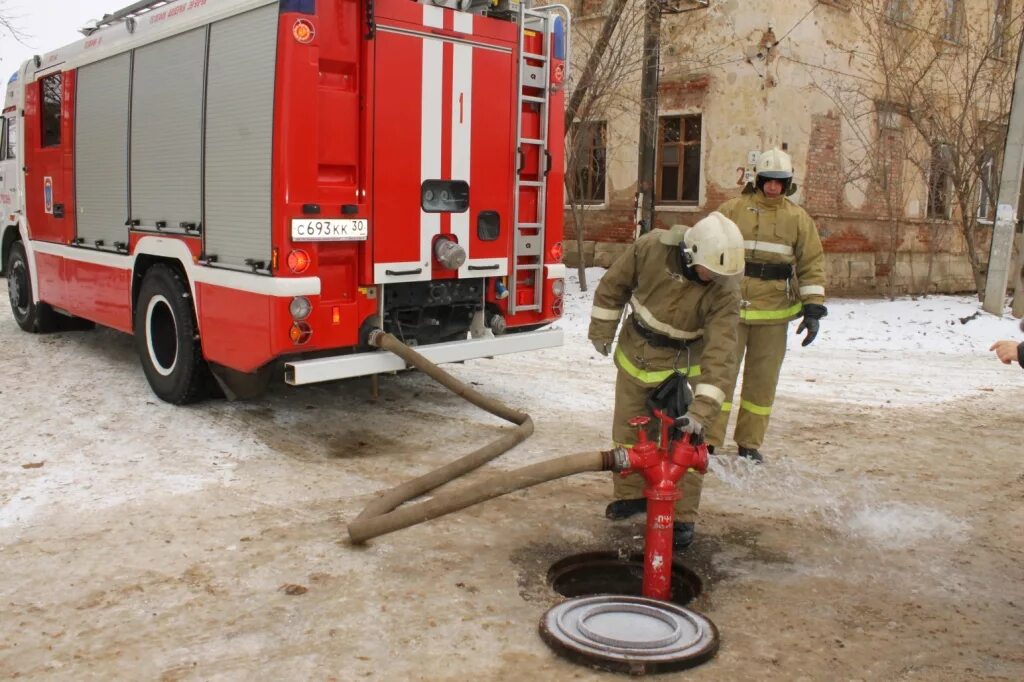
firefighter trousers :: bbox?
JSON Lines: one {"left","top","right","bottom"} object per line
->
{"left": 610, "top": 367, "right": 703, "bottom": 523}
{"left": 707, "top": 322, "right": 788, "bottom": 451}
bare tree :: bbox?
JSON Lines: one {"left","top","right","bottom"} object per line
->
{"left": 560, "top": 0, "right": 646, "bottom": 291}
{"left": 825, "top": 0, "right": 1024, "bottom": 294}
{"left": 0, "top": 1, "right": 30, "bottom": 51}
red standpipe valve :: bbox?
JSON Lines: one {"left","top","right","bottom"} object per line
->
{"left": 621, "top": 413, "right": 709, "bottom": 601}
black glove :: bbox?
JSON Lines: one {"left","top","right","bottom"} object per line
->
{"left": 797, "top": 303, "right": 828, "bottom": 347}
{"left": 592, "top": 339, "right": 612, "bottom": 356}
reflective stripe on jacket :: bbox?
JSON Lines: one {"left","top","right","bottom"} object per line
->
{"left": 718, "top": 191, "right": 826, "bottom": 325}
{"left": 588, "top": 229, "right": 741, "bottom": 425}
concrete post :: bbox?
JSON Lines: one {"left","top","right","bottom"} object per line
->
{"left": 983, "top": 32, "right": 1024, "bottom": 316}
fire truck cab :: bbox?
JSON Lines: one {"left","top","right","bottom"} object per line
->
{"left": 1, "top": 0, "right": 569, "bottom": 403}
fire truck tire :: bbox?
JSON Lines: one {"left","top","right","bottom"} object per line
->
{"left": 134, "top": 264, "right": 209, "bottom": 405}
{"left": 6, "top": 241, "right": 59, "bottom": 334}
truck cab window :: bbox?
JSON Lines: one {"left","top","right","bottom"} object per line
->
{"left": 41, "top": 73, "right": 62, "bottom": 147}
{"left": 6, "top": 116, "right": 16, "bottom": 159}
{"left": 0, "top": 117, "right": 6, "bottom": 161}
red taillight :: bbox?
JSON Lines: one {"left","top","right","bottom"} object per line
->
{"left": 287, "top": 249, "right": 311, "bottom": 274}
{"left": 550, "top": 242, "right": 564, "bottom": 263}
{"left": 289, "top": 322, "right": 313, "bottom": 345}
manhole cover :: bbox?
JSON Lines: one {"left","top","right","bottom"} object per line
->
{"left": 540, "top": 595, "right": 718, "bottom": 675}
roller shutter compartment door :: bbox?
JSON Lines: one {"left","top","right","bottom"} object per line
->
{"left": 203, "top": 4, "right": 278, "bottom": 270}
{"left": 131, "top": 28, "right": 205, "bottom": 233}
{"left": 75, "top": 53, "right": 130, "bottom": 248}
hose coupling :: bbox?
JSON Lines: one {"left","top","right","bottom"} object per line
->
{"left": 367, "top": 328, "right": 387, "bottom": 348}
{"left": 603, "top": 446, "right": 632, "bottom": 472}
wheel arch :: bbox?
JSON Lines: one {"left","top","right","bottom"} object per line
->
{"left": 1, "top": 223, "right": 21, "bottom": 277}
{"left": 130, "top": 238, "right": 199, "bottom": 332}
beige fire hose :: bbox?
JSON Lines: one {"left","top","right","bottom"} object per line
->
{"left": 347, "top": 331, "right": 621, "bottom": 544}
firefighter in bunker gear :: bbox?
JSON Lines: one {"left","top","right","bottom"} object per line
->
{"left": 709, "top": 148, "right": 827, "bottom": 462}
{"left": 589, "top": 213, "right": 744, "bottom": 546}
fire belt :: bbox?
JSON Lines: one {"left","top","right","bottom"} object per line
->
{"left": 631, "top": 315, "right": 695, "bottom": 351}
{"left": 745, "top": 261, "right": 794, "bottom": 280}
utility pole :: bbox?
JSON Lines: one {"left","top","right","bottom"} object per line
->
{"left": 983, "top": 31, "right": 1024, "bottom": 316}
{"left": 635, "top": 0, "right": 662, "bottom": 234}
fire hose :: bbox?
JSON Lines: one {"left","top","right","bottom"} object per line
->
{"left": 347, "top": 330, "right": 618, "bottom": 545}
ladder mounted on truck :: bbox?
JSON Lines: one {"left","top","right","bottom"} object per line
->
{"left": 80, "top": 0, "right": 176, "bottom": 35}
{"left": 508, "top": 3, "right": 569, "bottom": 314}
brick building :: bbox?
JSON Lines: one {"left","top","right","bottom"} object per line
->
{"left": 562, "top": 0, "right": 1020, "bottom": 295}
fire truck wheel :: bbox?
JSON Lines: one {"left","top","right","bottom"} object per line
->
{"left": 133, "top": 264, "right": 209, "bottom": 405}
{"left": 6, "top": 241, "right": 59, "bottom": 333}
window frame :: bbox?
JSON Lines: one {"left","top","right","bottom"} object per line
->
{"left": 5, "top": 114, "right": 17, "bottom": 161}
{"left": 977, "top": 152, "right": 996, "bottom": 224}
{"left": 655, "top": 113, "right": 702, "bottom": 206}
{"left": 567, "top": 119, "right": 607, "bottom": 206}
{"left": 927, "top": 143, "right": 953, "bottom": 220}
{"left": 991, "top": 0, "right": 1012, "bottom": 58}
{"left": 40, "top": 73, "right": 63, "bottom": 148}
{"left": 941, "top": 0, "right": 964, "bottom": 43}
{"left": 885, "top": 0, "right": 912, "bottom": 23}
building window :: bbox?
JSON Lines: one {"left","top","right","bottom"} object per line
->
{"left": 941, "top": 0, "right": 963, "bottom": 42}
{"left": 991, "top": 0, "right": 1011, "bottom": 58}
{"left": 885, "top": 0, "right": 912, "bottom": 22}
{"left": 568, "top": 120, "right": 606, "bottom": 205}
{"left": 40, "top": 73, "right": 62, "bottom": 148}
{"left": 977, "top": 152, "right": 996, "bottom": 223}
{"left": 657, "top": 114, "right": 701, "bottom": 204}
{"left": 927, "top": 143, "right": 952, "bottom": 219}
{"left": 877, "top": 101, "right": 902, "bottom": 131}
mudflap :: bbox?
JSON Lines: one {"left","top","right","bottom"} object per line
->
{"left": 209, "top": 362, "right": 274, "bottom": 401}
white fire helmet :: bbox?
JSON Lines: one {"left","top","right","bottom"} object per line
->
{"left": 683, "top": 212, "right": 745, "bottom": 277}
{"left": 755, "top": 148, "right": 794, "bottom": 180}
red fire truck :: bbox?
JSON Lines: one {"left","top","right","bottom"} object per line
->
{"left": 0, "top": 0, "right": 569, "bottom": 403}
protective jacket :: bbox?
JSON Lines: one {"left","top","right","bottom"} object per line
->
{"left": 588, "top": 227, "right": 741, "bottom": 426}
{"left": 718, "top": 192, "right": 826, "bottom": 325}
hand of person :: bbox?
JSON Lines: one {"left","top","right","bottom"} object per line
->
{"left": 989, "top": 339, "right": 1021, "bottom": 365}
{"left": 592, "top": 339, "right": 612, "bottom": 356}
{"left": 797, "top": 303, "right": 828, "bottom": 347}
{"left": 674, "top": 412, "right": 705, "bottom": 437}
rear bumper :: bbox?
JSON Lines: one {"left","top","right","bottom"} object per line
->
{"left": 283, "top": 327, "right": 564, "bottom": 385}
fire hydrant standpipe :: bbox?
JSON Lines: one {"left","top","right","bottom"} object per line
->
{"left": 620, "top": 413, "right": 709, "bottom": 601}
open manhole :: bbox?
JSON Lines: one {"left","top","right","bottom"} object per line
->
{"left": 541, "top": 552, "right": 717, "bottom": 674}
{"left": 547, "top": 551, "right": 702, "bottom": 606}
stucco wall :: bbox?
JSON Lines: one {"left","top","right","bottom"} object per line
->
{"left": 562, "top": 0, "right": 1009, "bottom": 295}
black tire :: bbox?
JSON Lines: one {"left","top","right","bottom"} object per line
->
{"left": 133, "top": 264, "right": 209, "bottom": 404}
{"left": 6, "top": 241, "right": 59, "bottom": 333}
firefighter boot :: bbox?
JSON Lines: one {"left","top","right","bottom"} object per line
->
{"left": 738, "top": 446, "right": 764, "bottom": 463}
{"left": 673, "top": 522, "right": 695, "bottom": 550}
{"left": 605, "top": 498, "right": 647, "bottom": 520}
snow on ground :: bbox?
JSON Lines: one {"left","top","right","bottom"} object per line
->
{"left": 562, "top": 266, "right": 1022, "bottom": 407}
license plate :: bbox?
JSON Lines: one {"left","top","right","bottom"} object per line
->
{"left": 291, "top": 218, "right": 368, "bottom": 242}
